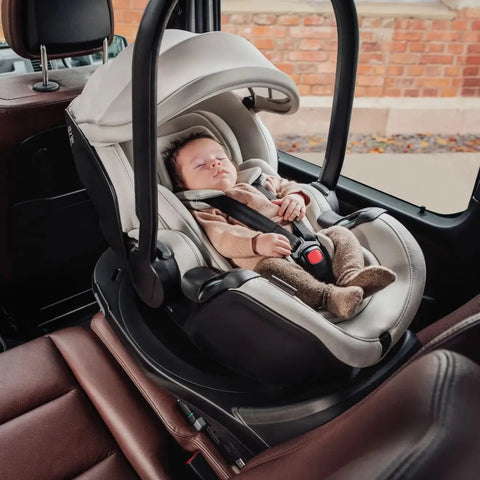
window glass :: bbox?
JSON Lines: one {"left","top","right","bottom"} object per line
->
{"left": 250, "top": 0, "right": 480, "bottom": 216}
{"left": 292, "top": 146, "right": 479, "bottom": 215}
{"left": 265, "top": 111, "right": 480, "bottom": 215}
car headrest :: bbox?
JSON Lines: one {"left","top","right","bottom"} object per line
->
{"left": 1, "top": 0, "right": 114, "bottom": 59}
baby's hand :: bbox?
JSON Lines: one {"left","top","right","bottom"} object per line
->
{"left": 253, "top": 233, "right": 291, "bottom": 258}
{"left": 272, "top": 193, "right": 306, "bottom": 221}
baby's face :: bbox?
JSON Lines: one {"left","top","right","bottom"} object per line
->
{"left": 176, "top": 137, "right": 237, "bottom": 191}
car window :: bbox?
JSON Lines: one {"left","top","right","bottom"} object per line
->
{"left": 267, "top": 125, "right": 480, "bottom": 215}
{"left": 248, "top": 1, "right": 480, "bottom": 216}
{"left": 3, "top": 3, "right": 479, "bottom": 215}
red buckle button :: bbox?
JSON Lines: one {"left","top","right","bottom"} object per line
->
{"left": 307, "top": 249, "right": 323, "bottom": 264}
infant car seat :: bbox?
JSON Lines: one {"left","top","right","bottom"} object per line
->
{"left": 67, "top": 29, "right": 426, "bottom": 454}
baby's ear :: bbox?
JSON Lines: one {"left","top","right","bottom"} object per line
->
{"left": 172, "top": 175, "right": 186, "bottom": 193}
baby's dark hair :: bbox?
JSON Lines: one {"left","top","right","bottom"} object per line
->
{"left": 163, "top": 131, "right": 221, "bottom": 192}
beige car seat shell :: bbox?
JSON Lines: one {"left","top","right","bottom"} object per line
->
{"left": 68, "top": 28, "right": 426, "bottom": 375}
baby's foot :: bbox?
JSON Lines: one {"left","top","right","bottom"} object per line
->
{"left": 326, "top": 285, "right": 363, "bottom": 320}
{"left": 340, "top": 266, "right": 396, "bottom": 297}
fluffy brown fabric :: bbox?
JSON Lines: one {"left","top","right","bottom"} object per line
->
{"left": 254, "top": 226, "right": 396, "bottom": 319}
{"left": 323, "top": 226, "right": 396, "bottom": 297}
{"left": 254, "top": 258, "right": 363, "bottom": 319}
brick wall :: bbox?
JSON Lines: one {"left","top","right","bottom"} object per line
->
{"left": 113, "top": 1, "right": 480, "bottom": 98}
{"left": 221, "top": 8, "right": 480, "bottom": 98}
{"left": 112, "top": 0, "right": 148, "bottom": 42}
{"left": 1, "top": 1, "right": 479, "bottom": 97}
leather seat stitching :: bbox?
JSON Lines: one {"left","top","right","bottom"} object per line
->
{"left": 91, "top": 319, "right": 232, "bottom": 479}
{"left": 0, "top": 386, "right": 78, "bottom": 427}
{"left": 377, "top": 350, "right": 456, "bottom": 480}
{"left": 412, "top": 313, "right": 480, "bottom": 361}
{"left": 71, "top": 449, "right": 124, "bottom": 479}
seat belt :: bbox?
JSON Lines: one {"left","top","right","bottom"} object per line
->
{"left": 204, "top": 194, "right": 332, "bottom": 282}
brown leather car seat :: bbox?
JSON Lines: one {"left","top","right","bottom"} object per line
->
{"left": 0, "top": 326, "right": 177, "bottom": 479}
{"left": 0, "top": 324, "right": 234, "bottom": 480}
{"left": 91, "top": 312, "right": 480, "bottom": 480}
{"left": 0, "top": 313, "right": 479, "bottom": 479}
{"left": 415, "top": 293, "right": 480, "bottom": 366}
{"left": 233, "top": 348, "right": 480, "bottom": 480}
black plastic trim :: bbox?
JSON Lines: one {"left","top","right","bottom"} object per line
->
{"left": 182, "top": 267, "right": 260, "bottom": 303}
{"left": 379, "top": 332, "right": 392, "bottom": 357}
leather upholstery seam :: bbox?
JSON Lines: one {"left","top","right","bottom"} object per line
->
{"left": 91, "top": 319, "right": 232, "bottom": 479}
{"left": 412, "top": 313, "right": 480, "bottom": 361}
{"left": 71, "top": 448, "right": 123, "bottom": 480}
{"left": 0, "top": 386, "right": 78, "bottom": 427}
{"left": 377, "top": 350, "right": 455, "bottom": 480}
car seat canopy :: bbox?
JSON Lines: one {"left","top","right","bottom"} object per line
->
{"left": 70, "top": 29, "right": 300, "bottom": 146}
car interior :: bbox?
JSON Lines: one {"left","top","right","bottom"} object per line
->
{"left": 1, "top": 0, "right": 480, "bottom": 479}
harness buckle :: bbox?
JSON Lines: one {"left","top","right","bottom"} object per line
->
{"left": 291, "top": 239, "right": 331, "bottom": 282}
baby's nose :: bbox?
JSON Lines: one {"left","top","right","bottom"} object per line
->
{"left": 211, "top": 159, "right": 221, "bottom": 167}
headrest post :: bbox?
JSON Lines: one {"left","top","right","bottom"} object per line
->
{"left": 102, "top": 38, "right": 109, "bottom": 64}
{"left": 33, "top": 45, "right": 59, "bottom": 92}
{"left": 41, "top": 45, "right": 48, "bottom": 86}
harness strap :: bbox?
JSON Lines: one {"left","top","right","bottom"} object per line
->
{"left": 204, "top": 195, "right": 301, "bottom": 250}
{"left": 202, "top": 192, "right": 333, "bottom": 282}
